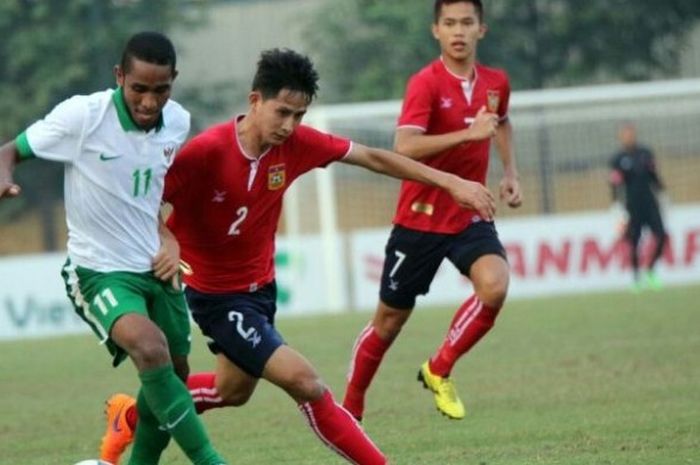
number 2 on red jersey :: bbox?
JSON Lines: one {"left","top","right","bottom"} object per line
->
{"left": 228, "top": 206, "right": 248, "bottom": 236}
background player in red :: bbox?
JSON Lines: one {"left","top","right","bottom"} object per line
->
{"left": 343, "top": 0, "right": 522, "bottom": 422}
{"left": 103, "top": 47, "right": 499, "bottom": 465}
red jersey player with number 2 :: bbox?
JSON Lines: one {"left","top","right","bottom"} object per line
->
{"left": 101, "top": 47, "right": 499, "bottom": 465}
{"left": 343, "top": 0, "right": 522, "bottom": 422}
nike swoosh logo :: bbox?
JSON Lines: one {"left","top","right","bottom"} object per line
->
{"left": 163, "top": 409, "right": 190, "bottom": 431}
{"left": 99, "top": 153, "right": 121, "bottom": 161}
{"left": 112, "top": 407, "right": 123, "bottom": 432}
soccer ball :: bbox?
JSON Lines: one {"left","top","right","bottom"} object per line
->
{"left": 73, "top": 461, "right": 111, "bottom": 465}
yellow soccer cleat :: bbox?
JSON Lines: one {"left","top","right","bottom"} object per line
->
{"left": 417, "top": 361, "right": 466, "bottom": 420}
{"left": 99, "top": 393, "right": 136, "bottom": 465}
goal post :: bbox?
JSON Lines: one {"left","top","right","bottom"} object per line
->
{"left": 288, "top": 78, "right": 700, "bottom": 311}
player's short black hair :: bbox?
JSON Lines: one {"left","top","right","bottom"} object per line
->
{"left": 120, "top": 31, "right": 177, "bottom": 75}
{"left": 434, "top": 0, "right": 484, "bottom": 23}
{"left": 252, "top": 48, "right": 319, "bottom": 103}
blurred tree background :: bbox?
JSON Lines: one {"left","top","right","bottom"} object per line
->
{"left": 0, "top": 0, "right": 212, "bottom": 251}
{"left": 305, "top": 0, "right": 700, "bottom": 102}
{"left": 1, "top": 0, "right": 700, "bottom": 253}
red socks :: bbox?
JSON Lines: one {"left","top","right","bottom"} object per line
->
{"left": 342, "top": 324, "right": 391, "bottom": 420}
{"left": 299, "top": 390, "right": 387, "bottom": 465}
{"left": 127, "top": 374, "right": 390, "bottom": 465}
{"left": 429, "top": 295, "right": 500, "bottom": 378}
{"left": 187, "top": 372, "right": 225, "bottom": 414}
{"left": 125, "top": 403, "right": 138, "bottom": 431}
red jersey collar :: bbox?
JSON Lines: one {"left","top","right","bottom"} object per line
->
{"left": 438, "top": 56, "right": 479, "bottom": 84}
{"left": 233, "top": 114, "right": 272, "bottom": 161}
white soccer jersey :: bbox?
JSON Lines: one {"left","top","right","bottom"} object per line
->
{"left": 15, "top": 88, "right": 190, "bottom": 272}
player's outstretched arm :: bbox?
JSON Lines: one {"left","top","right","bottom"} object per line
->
{"left": 0, "top": 141, "right": 22, "bottom": 199}
{"left": 494, "top": 119, "right": 522, "bottom": 208}
{"left": 394, "top": 106, "right": 498, "bottom": 160}
{"left": 342, "top": 143, "right": 495, "bottom": 221}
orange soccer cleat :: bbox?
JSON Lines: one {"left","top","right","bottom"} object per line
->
{"left": 99, "top": 393, "right": 136, "bottom": 465}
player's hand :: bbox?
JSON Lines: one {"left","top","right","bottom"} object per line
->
{"left": 609, "top": 202, "right": 629, "bottom": 240}
{"left": 465, "top": 106, "right": 499, "bottom": 141}
{"left": 499, "top": 173, "right": 522, "bottom": 208}
{"left": 448, "top": 177, "right": 496, "bottom": 221}
{"left": 153, "top": 235, "right": 181, "bottom": 283}
{"left": 0, "top": 179, "right": 21, "bottom": 199}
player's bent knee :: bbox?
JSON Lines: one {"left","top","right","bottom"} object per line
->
{"left": 129, "top": 338, "right": 171, "bottom": 371}
{"left": 112, "top": 313, "right": 171, "bottom": 370}
{"left": 285, "top": 373, "right": 325, "bottom": 402}
{"left": 215, "top": 374, "right": 256, "bottom": 406}
{"left": 475, "top": 274, "right": 509, "bottom": 309}
{"left": 218, "top": 387, "right": 252, "bottom": 407}
{"left": 118, "top": 336, "right": 171, "bottom": 370}
{"left": 481, "top": 284, "right": 508, "bottom": 309}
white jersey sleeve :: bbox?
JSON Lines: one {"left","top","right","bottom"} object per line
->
{"left": 24, "top": 95, "right": 88, "bottom": 164}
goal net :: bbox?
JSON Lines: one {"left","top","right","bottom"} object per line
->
{"left": 285, "top": 78, "right": 700, "bottom": 235}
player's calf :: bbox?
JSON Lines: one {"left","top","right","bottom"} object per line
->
{"left": 299, "top": 389, "right": 387, "bottom": 464}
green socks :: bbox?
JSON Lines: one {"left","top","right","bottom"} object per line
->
{"left": 130, "top": 365, "right": 226, "bottom": 465}
{"left": 128, "top": 391, "right": 170, "bottom": 465}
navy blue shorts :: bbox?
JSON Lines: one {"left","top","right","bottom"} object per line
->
{"left": 379, "top": 221, "right": 507, "bottom": 310}
{"left": 185, "top": 281, "right": 285, "bottom": 378}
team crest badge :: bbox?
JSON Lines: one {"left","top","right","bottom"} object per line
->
{"left": 411, "top": 202, "right": 434, "bottom": 216}
{"left": 163, "top": 143, "right": 177, "bottom": 164}
{"left": 486, "top": 89, "right": 500, "bottom": 113}
{"left": 268, "top": 164, "right": 286, "bottom": 190}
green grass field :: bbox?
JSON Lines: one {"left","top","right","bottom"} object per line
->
{"left": 1, "top": 285, "right": 699, "bottom": 465}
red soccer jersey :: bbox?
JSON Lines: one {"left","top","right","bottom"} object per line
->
{"left": 393, "top": 59, "right": 510, "bottom": 233}
{"left": 164, "top": 116, "right": 351, "bottom": 293}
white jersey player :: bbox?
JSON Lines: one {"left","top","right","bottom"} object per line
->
{"left": 0, "top": 31, "right": 228, "bottom": 465}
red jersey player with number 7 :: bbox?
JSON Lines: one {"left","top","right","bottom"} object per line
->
{"left": 99, "top": 47, "right": 499, "bottom": 464}
{"left": 343, "top": 0, "right": 522, "bottom": 422}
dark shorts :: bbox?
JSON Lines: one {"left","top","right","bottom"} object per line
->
{"left": 185, "top": 281, "right": 285, "bottom": 378}
{"left": 379, "top": 221, "right": 506, "bottom": 310}
{"left": 626, "top": 205, "right": 665, "bottom": 244}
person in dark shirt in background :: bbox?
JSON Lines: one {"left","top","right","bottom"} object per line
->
{"left": 609, "top": 122, "right": 667, "bottom": 291}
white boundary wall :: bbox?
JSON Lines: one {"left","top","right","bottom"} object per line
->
{"left": 0, "top": 235, "right": 349, "bottom": 341}
{"left": 351, "top": 205, "right": 700, "bottom": 309}
{"left": 1, "top": 205, "right": 698, "bottom": 341}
